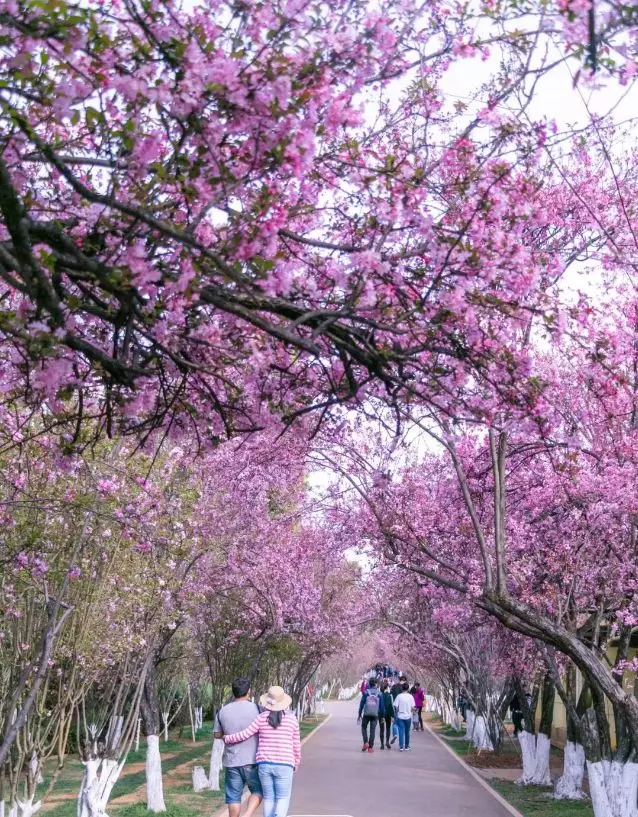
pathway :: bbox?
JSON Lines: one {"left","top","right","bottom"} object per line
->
{"left": 287, "top": 702, "right": 513, "bottom": 817}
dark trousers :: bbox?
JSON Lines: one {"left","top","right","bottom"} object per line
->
{"left": 379, "top": 715, "right": 392, "bottom": 746}
{"left": 416, "top": 707, "right": 424, "bottom": 730}
{"left": 361, "top": 715, "right": 378, "bottom": 747}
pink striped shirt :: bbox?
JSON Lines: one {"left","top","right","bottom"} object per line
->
{"left": 225, "top": 711, "right": 301, "bottom": 768}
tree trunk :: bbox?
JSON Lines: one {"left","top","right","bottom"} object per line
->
{"left": 76, "top": 758, "right": 122, "bottom": 817}
{"left": 14, "top": 798, "right": 41, "bottom": 817}
{"left": 140, "top": 663, "right": 166, "bottom": 814}
{"left": 192, "top": 768, "right": 208, "bottom": 793}
{"left": 517, "top": 674, "right": 554, "bottom": 786}
{"left": 145, "top": 736, "right": 165, "bottom": 813}
{"left": 209, "top": 740, "right": 224, "bottom": 792}
{"left": 472, "top": 715, "right": 494, "bottom": 751}
{"left": 555, "top": 668, "right": 586, "bottom": 800}
{"left": 464, "top": 710, "right": 476, "bottom": 740}
{"left": 555, "top": 742, "right": 586, "bottom": 800}
{"left": 587, "top": 760, "right": 638, "bottom": 817}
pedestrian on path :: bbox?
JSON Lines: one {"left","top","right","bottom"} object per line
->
{"left": 213, "top": 677, "right": 263, "bottom": 817}
{"left": 389, "top": 674, "right": 407, "bottom": 745}
{"left": 379, "top": 680, "right": 394, "bottom": 750}
{"left": 357, "top": 676, "right": 385, "bottom": 752}
{"left": 394, "top": 682, "right": 416, "bottom": 752}
{"left": 411, "top": 683, "right": 425, "bottom": 731}
{"left": 224, "top": 686, "right": 301, "bottom": 817}
{"left": 390, "top": 674, "right": 407, "bottom": 700}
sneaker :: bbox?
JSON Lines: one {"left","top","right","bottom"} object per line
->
{"left": 368, "top": 747, "right": 374, "bottom": 753}
{"left": 386, "top": 743, "right": 391, "bottom": 749}
{"left": 380, "top": 745, "right": 385, "bottom": 750}
{"left": 406, "top": 747, "right": 411, "bottom": 751}
{"left": 399, "top": 748, "right": 404, "bottom": 752}
{"left": 390, "top": 735, "right": 397, "bottom": 745}
{"left": 362, "top": 743, "right": 369, "bottom": 752}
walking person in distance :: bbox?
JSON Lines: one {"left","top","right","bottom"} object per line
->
{"left": 389, "top": 674, "right": 407, "bottom": 744}
{"left": 379, "top": 679, "right": 394, "bottom": 750}
{"left": 411, "top": 682, "right": 425, "bottom": 731}
{"left": 224, "top": 686, "right": 301, "bottom": 817}
{"left": 358, "top": 676, "right": 385, "bottom": 752}
{"left": 394, "top": 681, "right": 416, "bottom": 752}
{"left": 213, "top": 677, "right": 263, "bottom": 817}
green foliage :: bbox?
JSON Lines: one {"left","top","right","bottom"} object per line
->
{"left": 490, "top": 780, "right": 594, "bottom": 817}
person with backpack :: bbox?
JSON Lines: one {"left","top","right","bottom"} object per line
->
{"left": 357, "top": 676, "right": 385, "bottom": 752}
{"left": 379, "top": 680, "right": 394, "bottom": 750}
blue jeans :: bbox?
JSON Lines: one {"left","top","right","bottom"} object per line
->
{"left": 224, "top": 764, "right": 262, "bottom": 804}
{"left": 396, "top": 717, "right": 412, "bottom": 749}
{"left": 258, "top": 763, "right": 294, "bottom": 817}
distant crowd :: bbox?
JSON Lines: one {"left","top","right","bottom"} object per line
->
{"left": 358, "top": 666, "right": 426, "bottom": 753}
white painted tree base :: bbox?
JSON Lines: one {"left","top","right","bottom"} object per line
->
{"left": 77, "top": 757, "right": 123, "bottom": 817}
{"left": 192, "top": 767, "right": 208, "bottom": 792}
{"left": 209, "top": 739, "right": 224, "bottom": 791}
{"left": 517, "top": 731, "right": 551, "bottom": 785}
{"left": 554, "top": 741, "right": 585, "bottom": 800}
{"left": 464, "top": 711, "right": 475, "bottom": 741}
{"left": 146, "top": 735, "right": 166, "bottom": 813}
{"left": 472, "top": 715, "right": 494, "bottom": 751}
{"left": 587, "top": 760, "right": 638, "bottom": 817}
{"left": 14, "top": 798, "right": 41, "bottom": 817}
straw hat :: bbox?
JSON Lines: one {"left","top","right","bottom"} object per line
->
{"left": 260, "top": 685, "right": 292, "bottom": 712}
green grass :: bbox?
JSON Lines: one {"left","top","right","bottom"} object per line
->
{"left": 299, "top": 714, "right": 329, "bottom": 741}
{"left": 438, "top": 724, "right": 465, "bottom": 737}
{"left": 490, "top": 780, "right": 593, "bottom": 817}
{"left": 22, "top": 715, "right": 326, "bottom": 817}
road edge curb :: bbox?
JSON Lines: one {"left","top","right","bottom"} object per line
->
{"left": 424, "top": 723, "right": 525, "bottom": 817}
{"left": 212, "top": 713, "right": 333, "bottom": 817}
{"left": 301, "top": 712, "right": 333, "bottom": 746}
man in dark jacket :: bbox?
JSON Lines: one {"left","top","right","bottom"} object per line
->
{"left": 379, "top": 680, "right": 394, "bottom": 750}
{"left": 357, "top": 676, "right": 385, "bottom": 752}
{"left": 391, "top": 674, "right": 407, "bottom": 700}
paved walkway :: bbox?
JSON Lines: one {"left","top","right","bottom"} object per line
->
{"left": 287, "top": 702, "right": 513, "bottom": 817}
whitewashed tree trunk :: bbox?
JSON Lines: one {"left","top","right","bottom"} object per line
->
{"left": 517, "top": 730, "right": 552, "bottom": 785}
{"left": 145, "top": 735, "right": 166, "bottom": 813}
{"left": 587, "top": 760, "right": 638, "bottom": 817}
{"left": 135, "top": 718, "right": 141, "bottom": 753}
{"left": 195, "top": 707, "right": 203, "bottom": 730}
{"left": 472, "top": 715, "right": 494, "bottom": 751}
{"left": 29, "top": 752, "right": 44, "bottom": 785}
{"left": 77, "top": 758, "right": 123, "bottom": 817}
{"left": 106, "top": 717, "right": 123, "bottom": 751}
{"left": 15, "top": 797, "right": 41, "bottom": 817}
{"left": 518, "top": 730, "right": 539, "bottom": 784}
{"left": 8, "top": 802, "right": 17, "bottom": 817}
{"left": 554, "top": 741, "right": 585, "bottom": 800}
{"left": 192, "top": 768, "right": 208, "bottom": 793}
{"left": 532, "top": 733, "right": 552, "bottom": 785}
{"left": 464, "top": 710, "right": 476, "bottom": 740}
{"left": 209, "top": 739, "right": 224, "bottom": 792}
{"left": 1, "top": 798, "right": 5, "bottom": 817}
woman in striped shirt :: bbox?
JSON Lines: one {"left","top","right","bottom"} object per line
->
{"left": 224, "top": 686, "right": 301, "bottom": 817}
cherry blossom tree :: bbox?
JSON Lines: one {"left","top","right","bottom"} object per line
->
{"left": 1, "top": 0, "right": 635, "bottom": 446}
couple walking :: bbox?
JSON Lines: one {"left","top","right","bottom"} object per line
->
{"left": 214, "top": 678, "right": 301, "bottom": 817}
